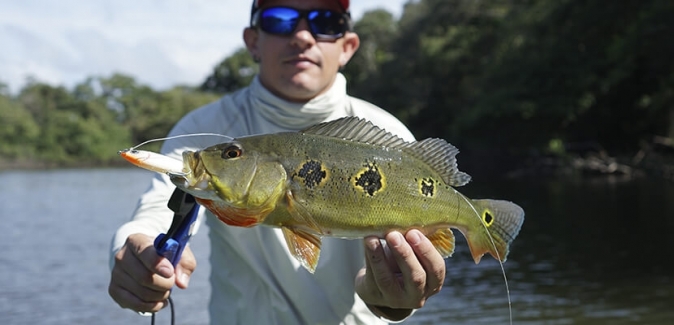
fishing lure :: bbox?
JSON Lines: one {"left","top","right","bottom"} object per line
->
{"left": 118, "top": 133, "right": 233, "bottom": 176}
{"left": 118, "top": 148, "right": 187, "bottom": 176}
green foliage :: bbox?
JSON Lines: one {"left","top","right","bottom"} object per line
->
{"left": 3, "top": 0, "right": 672, "bottom": 169}
{"left": 14, "top": 81, "right": 132, "bottom": 163}
{"left": 342, "top": 9, "right": 399, "bottom": 90}
{"left": 351, "top": 0, "right": 673, "bottom": 155}
{"left": 468, "top": 0, "right": 674, "bottom": 152}
{"left": 3, "top": 74, "right": 217, "bottom": 167}
{"left": 0, "top": 95, "right": 40, "bottom": 159}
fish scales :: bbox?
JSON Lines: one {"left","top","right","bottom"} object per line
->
{"left": 257, "top": 132, "right": 466, "bottom": 235}
{"left": 123, "top": 117, "right": 525, "bottom": 273}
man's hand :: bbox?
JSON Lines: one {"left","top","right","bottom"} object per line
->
{"left": 355, "top": 230, "right": 446, "bottom": 321}
{"left": 108, "top": 233, "right": 196, "bottom": 313}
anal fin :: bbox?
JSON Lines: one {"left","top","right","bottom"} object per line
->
{"left": 281, "top": 227, "right": 322, "bottom": 273}
{"left": 427, "top": 228, "right": 456, "bottom": 258}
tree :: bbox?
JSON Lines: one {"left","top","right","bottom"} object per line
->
{"left": 200, "top": 48, "right": 258, "bottom": 94}
{"left": 342, "top": 9, "right": 399, "bottom": 93}
{"left": 352, "top": 0, "right": 674, "bottom": 155}
{"left": 0, "top": 95, "right": 40, "bottom": 159}
{"left": 16, "top": 80, "right": 131, "bottom": 163}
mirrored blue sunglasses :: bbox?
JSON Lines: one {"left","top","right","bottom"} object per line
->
{"left": 251, "top": 6, "right": 352, "bottom": 40}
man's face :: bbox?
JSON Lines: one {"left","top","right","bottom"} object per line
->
{"left": 244, "top": 0, "right": 359, "bottom": 102}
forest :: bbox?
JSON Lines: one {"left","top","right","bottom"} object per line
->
{"left": 1, "top": 0, "right": 672, "bottom": 178}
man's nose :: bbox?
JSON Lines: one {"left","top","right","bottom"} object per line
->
{"left": 290, "top": 18, "right": 316, "bottom": 48}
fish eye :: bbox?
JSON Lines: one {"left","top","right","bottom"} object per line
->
{"left": 221, "top": 145, "right": 242, "bottom": 159}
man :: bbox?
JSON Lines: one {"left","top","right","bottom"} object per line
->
{"left": 108, "top": 0, "right": 446, "bottom": 323}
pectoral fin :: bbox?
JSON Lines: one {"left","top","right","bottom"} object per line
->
{"left": 427, "top": 228, "right": 456, "bottom": 258}
{"left": 281, "top": 227, "right": 322, "bottom": 273}
{"left": 286, "top": 190, "right": 323, "bottom": 234}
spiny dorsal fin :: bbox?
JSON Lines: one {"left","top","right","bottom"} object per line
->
{"left": 302, "top": 116, "right": 471, "bottom": 187}
{"left": 402, "top": 138, "right": 471, "bottom": 187}
{"left": 301, "top": 116, "right": 408, "bottom": 148}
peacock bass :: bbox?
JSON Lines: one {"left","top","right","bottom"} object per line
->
{"left": 121, "top": 117, "right": 525, "bottom": 273}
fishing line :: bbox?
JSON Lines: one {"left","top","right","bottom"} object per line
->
{"left": 150, "top": 296, "right": 175, "bottom": 325}
{"left": 130, "top": 133, "right": 234, "bottom": 150}
{"left": 451, "top": 188, "right": 513, "bottom": 325}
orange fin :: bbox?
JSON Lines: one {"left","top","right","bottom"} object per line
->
{"left": 466, "top": 239, "right": 489, "bottom": 264}
{"left": 427, "top": 228, "right": 456, "bottom": 258}
{"left": 281, "top": 227, "right": 322, "bottom": 273}
{"left": 196, "top": 198, "right": 262, "bottom": 228}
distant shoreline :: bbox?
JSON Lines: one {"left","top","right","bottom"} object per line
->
{"left": 0, "top": 159, "right": 130, "bottom": 171}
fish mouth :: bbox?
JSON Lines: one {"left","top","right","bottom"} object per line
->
{"left": 169, "top": 150, "right": 214, "bottom": 197}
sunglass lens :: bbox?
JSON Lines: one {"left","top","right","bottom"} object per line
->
{"left": 260, "top": 7, "right": 299, "bottom": 35}
{"left": 308, "top": 10, "right": 347, "bottom": 38}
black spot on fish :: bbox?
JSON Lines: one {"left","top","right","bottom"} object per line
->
{"left": 354, "top": 163, "right": 383, "bottom": 196}
{"left": 295, "top": 160, "right": 327, "bottom": 189}
{"left": 421, "top": 178, "right": 435, "bottom": 197}
{"left": 484, "top": 211, "right": 494, "bottom": 226}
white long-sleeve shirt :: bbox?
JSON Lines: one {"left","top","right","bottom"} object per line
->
{"left": 111, "top": 74, "right": 415, "bottom": 325}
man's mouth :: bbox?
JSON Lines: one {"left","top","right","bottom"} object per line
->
{"left": 286, "top": 55, "right": 317, "bottom": 66}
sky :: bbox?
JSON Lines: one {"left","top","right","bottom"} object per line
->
{"left": 0, "top": 0, "right": 408, "bottom": 94}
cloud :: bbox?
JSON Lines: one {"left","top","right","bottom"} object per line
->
{"left": 0, "top": 0, "right": 406, "bottom": 94}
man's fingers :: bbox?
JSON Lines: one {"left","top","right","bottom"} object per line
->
{"left": 126, "top": 234, "right": 174, "bottom": 279}
{"left": 363, "top": 236, "right": 400, "bottom": 296}
{"left": 109, "top": 233, "right": 180, "bottom": 313}
{"left": 112, "top": 262, "right": 172, "bottom": 300}
{"left": 406, "top": 229, "right": 445, "bottom": 295}
{"left": 109, "top": 282, "right": 167, "bottom": 313}
{"left": 356, "top": 231, "right": 448, "bottom": 313}
{"left": 385, "top": 231, "right": 426, "bottom": 306}
{"left": 117, "top": 242, "right": 175, "bottom": 291}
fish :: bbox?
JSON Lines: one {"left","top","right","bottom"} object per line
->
{"left": 124, "top": 117, "right": 525, "bottom": 273}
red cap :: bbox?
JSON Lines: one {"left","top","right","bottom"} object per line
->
{"left": 253, "top": 0, "right": 350, "bottom": 11}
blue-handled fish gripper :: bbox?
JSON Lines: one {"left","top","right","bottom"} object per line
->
{"left": 155, "top": 188, "right": 200, "bottom": 267}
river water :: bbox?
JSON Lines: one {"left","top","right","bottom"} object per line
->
{"left": 0, "top": 168, "right": 672, "bottom": 324}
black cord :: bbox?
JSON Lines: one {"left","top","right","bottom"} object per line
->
{"left": 150, "top": 296, "right": 175, "bottom": 325}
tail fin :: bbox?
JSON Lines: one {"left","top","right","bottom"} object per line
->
{"left": 466, "top": 199, "right": 525, "bottom": 263}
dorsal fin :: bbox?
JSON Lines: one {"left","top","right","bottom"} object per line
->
{"left": 301, "top": 116, "right": 408, "bottom": 148}
{"left": 402, "top": 138, "right": 471, "bottom": 187}
{"left": 302, "top": 116, "right": 471, "bottom": 187}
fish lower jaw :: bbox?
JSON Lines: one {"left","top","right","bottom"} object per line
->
{"left": 191, "top": 178, "right": 211, "bottom": 190}
{"left": 170, "top": 174, "right": 213, "bottom": 194}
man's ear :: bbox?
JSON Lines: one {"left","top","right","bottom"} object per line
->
{"left": 243, "top": 27, "right": 260, "bottom": 60}
{"left": 338, "top": 32, "right": 360, "bottom": 67}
